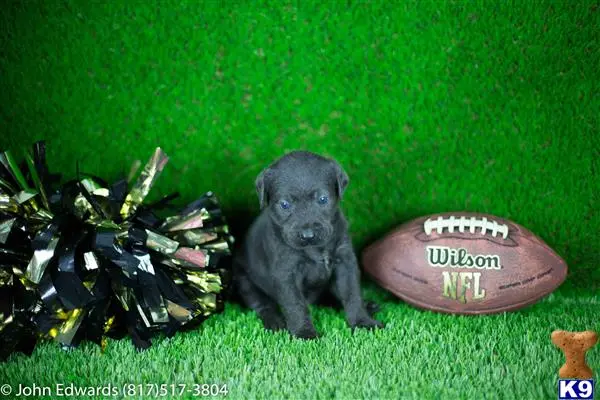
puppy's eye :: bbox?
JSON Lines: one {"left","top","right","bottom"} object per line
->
{"left": 279, "top": 200, "right": 291, "bottom": 210}
{"left": 318, "top": 195, "right": 328, "bottom": 205}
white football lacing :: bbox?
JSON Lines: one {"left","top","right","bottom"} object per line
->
{"left": 423, "top": 216, "right": 509, "bottom": 239}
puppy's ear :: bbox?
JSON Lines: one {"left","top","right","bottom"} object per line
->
{"left": 255, "top": 168, "right": 270, "bottom": 209}
{"left": 331, "top": 161, "right": 349, "bottom": 198}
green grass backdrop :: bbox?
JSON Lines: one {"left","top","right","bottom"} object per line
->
{"left": 1, "top": 0, "right": 598, "bottom": 399}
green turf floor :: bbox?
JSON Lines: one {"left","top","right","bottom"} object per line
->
{"left": 1, "top": 0, "right": 599, "bottom": 399}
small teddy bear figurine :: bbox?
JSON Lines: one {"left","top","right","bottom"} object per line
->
{"left": 551, "top": 330, "right": 598, "bottom": 379}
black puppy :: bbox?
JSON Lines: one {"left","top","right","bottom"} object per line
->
{"left": 233, "top": 151, "right": 384, "bottom": 339}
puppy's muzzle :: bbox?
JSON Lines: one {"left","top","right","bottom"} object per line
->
{"left": 296, "top": 223, "right": 327, "bottom": 246}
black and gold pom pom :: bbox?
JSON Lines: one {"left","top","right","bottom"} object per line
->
{"left": 0, "top": 142, "right": 233, "bottom": 360}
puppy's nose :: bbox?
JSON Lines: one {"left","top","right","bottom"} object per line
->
{"left": 299, "top": 228, "right": 315, "bottom": 240}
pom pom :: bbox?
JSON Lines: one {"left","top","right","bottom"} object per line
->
{"left": 0, "top": 142, "right": 233, "bottom": 360}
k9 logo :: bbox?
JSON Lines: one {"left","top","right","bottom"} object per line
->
{"left": 558, "top": 380, "right": 595, "bottom": 400}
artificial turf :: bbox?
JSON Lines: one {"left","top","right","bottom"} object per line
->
{"left": 0, "top": 0, "right": 598, "bottom": 399}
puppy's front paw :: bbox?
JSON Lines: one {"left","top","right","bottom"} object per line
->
{"left": 364, "top": 301, "right": 381, "bottom": 316}
{"left": 261, "top": 314, "right": 286, "bottom": 331}
{"left": 350, "top": 316, "right": 385, "bottom": 331}
{"left": 291, "top": 326, "right": 320, "bottom": 340}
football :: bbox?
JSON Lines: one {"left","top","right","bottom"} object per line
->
{"left": 362, "top": 212, "right": 568, "bottom": 314}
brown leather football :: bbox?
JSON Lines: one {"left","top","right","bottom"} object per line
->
{"left": 362, "top": 212, "right": 568, "bottom": 314}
